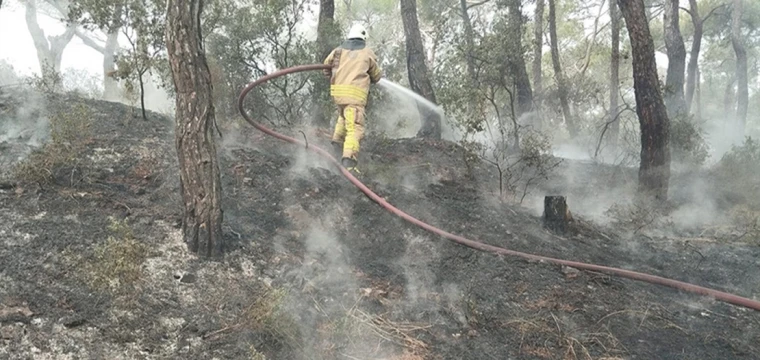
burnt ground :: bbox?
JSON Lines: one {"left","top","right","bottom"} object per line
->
{"left": 1, "top": 91, "right": 760, "bottom": 359}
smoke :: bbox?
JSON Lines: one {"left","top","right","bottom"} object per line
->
{"left": 702, "top": 119, "right": 748, "bottom": 165}
{"left": 0, "top": 59, "right": 22, "bottom": 86}
{"left": 0, "top": 87, "right": 50, "bottom": 174}
{"left": 397, "top": 232, "right": 438, "bottom": 307}
{"left": 108, "top": 73, "right": 175, "bottom": 117}
{"left": 277, "top": 202, "right": 396, "bottom": 357}
{"left": 669, "top": 176, "right": 722, "bottom": 232}
{"left": 288, "top": 146, "right": 335, "bottom": 177}
{"left": 0, "top": 91, "right": 49, "bottom": 146}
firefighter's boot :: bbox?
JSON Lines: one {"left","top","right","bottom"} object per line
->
{"left": 341, "top": 157, "right": 361, "bottom": 177}
{"left": 331, "top": 141, "right": 343, "bottom": 159}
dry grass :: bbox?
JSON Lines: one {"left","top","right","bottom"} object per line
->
{"left": 349, "top": 308, "right": 431, "bottom": 352}
{"left": 308, "top": 288, "right": 431, "bottom": 360}
{"left": 13, "top": 102, "right": 93, "bottom": 185}
{"left": 248, "top": 345, "right": 267, "bottom": 360}
{"left": 202, "top": 283, "right": 430, "bottom": 360}
{"left": 694, "top": 205, "right": 760, "bottom": 244}
{"left": 62, "top": 217, "right": 148, "bottom": 295}
{"left": 605, "top": 200, "right": 664, "bottom": 234}
{"left": 243, "top": 287, "right": 301, "bottom": 344}
{"left": 204, "top": 286, "right": 301, "bottom": 346}
{"left": 503, "top": 307, "right": 629, "bottom": 360}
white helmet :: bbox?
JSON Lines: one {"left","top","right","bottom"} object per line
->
{"left": 347, "top": 23, "right": 367, "bottom": 40}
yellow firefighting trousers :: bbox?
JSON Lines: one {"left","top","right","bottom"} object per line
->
{"left": 331, "top": 104, "right": 365, "bottom": 161}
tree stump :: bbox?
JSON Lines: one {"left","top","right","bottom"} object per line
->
{"left": 543, "top": 195, "right": 572, "bottom": 234}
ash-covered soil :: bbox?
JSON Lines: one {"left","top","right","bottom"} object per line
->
{"left": 1, "top": 91, "right": 759, "bottom": 359}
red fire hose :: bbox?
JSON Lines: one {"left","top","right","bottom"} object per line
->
{"left": 238, "top": 63, "right": 760, "bottom": 312}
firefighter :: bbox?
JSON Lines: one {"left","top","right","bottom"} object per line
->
{"left": 323, "top": 23, "right": 383, "bottom": 174}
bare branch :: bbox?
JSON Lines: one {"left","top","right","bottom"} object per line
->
{"left": 74, "top": 28, "right": 105, "bottom": 53}
{"left": 466, "top": 0, "right": 491, "bottom": 10}
{"left": 578, "top": 0, "right": 607, "bottom": 77}
{"left": 594, "top": 105, "right": 634, "bottom": 158}
{"left": 703, "top": 4, "right": 727, "bottom": 22}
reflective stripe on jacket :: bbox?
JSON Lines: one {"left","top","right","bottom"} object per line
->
{"left": 323, "top": 39, "right": 382, "bottom": 106}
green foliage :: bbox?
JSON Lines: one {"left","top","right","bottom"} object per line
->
{"left": 24, "top": 63, "right": 63, "bottom": 94}
{"left": 716, "top": 136, "right": 760, "bottom": 188}
{"left": 13, "top": 103, "right": 93, "bottom": 185}
{"left": 71, "top": 0, "right": 168, "bottom": 109}
{"left": 60, "top": 0, "right": 759, "bottom": 192}
{"left": 207, "top": 0, "right": 321, "bottom": 127}
{"left": 669, "top": 116, "right": 710, "bottom": 167}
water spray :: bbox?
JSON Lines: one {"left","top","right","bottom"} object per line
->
{"left": 376, "top": 78, "right": 446, "bottom": 119}
{"left": 238, "top": 63, "right": 760, "bottom": 313}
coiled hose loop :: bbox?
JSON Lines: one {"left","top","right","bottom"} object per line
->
{"left": 238, "top": 64, "right": 760, "bottom": 312}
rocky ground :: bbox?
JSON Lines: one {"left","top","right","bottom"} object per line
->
{"left": 1, "top": 90, "right": 759, "bottom": 359}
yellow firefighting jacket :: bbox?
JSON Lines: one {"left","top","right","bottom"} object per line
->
{"left": 323, "top": 39, "right": 382, "bottom": 106}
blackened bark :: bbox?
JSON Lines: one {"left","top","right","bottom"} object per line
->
{"left": 506, "top": 0, "right": 533, "bottom": 117}
{"left": 663, "top": 0, "right": 687, "bottom": 120}
{"left": 543, "top": 195, "right": 572, "bottom": 234}
{"left": 312, "top": 0, "right": 336, "bottom": 128}
{"left": 548, "top": 0, "right": 576, "bottom": 136}
{"left": 166, "top": 0, "right": 224, "bottom": 257}
{"left": 532, "top": 0, "right": 544, "bottom": 111}
{"left": 618, "top": 0, "right": 671, "bottom": 202}
{"left": 609, "top": 0, "right": 620, "bottom": 147}
{"left": 731, "top": 0, "right": 748, "bottom": 134}
{"left": 400, "top": 0, "right": 441, "bottom": 139}
{"left": 684, "top": 0, "right": 702, "bottom": 113}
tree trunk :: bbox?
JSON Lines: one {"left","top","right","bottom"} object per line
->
{"left": 618, "top": 0, "right": 671, "bottom": 202}
{"left": 684, "top": 0, "right": 702, "bottom": 113}
{"left": 609, "top": 0, "right": 620, "bottom": 148}
{"left": 663, "top": 0, "right": 687, "bottom": 121}
{"left": 731, "top": 0, "right": 748, "bottom": 135}
{"left": 543, "top": 195, "right": 572, "bottom": 234}
{"left": 166, "top": 0, "right": 224, "bottom": 258}
{"left": 74, "top": 26, "right": 121, "bottom": 100}
{"left": 724, "top": 75, "right": 735, "bottom": 120}
{"left": 400, "top": 0, "right": 441, "bottom": 139}
{"left": 316, "top": 0, "right": 336, "bottom": 61}
{"left": 506, "top": 0, "right": 534, "bottom": 117}
{"left": 102, "top": 29, "right": 120, "bottom": 100}
{"left": 532, "top": 0, "right": 544, "bottom": 112}
{"left": 695, "top": 66, "right": 702, "bottom": 121}
{"left": 548, "top": 0, "right": 576, "bottom": 136}
{"left": 23, "top": 0, "right": 75, "bottom": 91}
{"left": 312, "top": 0, "right": 336, "bottom": 128}
{"left": 138, "top": 70, "right": 147, "bottom": 120}
{"left": 459, "top": 0, "right": 478, "bottom": 96}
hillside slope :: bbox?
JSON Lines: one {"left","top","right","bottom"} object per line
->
{"left": 1, "top": 92, "right": 759, "bottom": 359}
